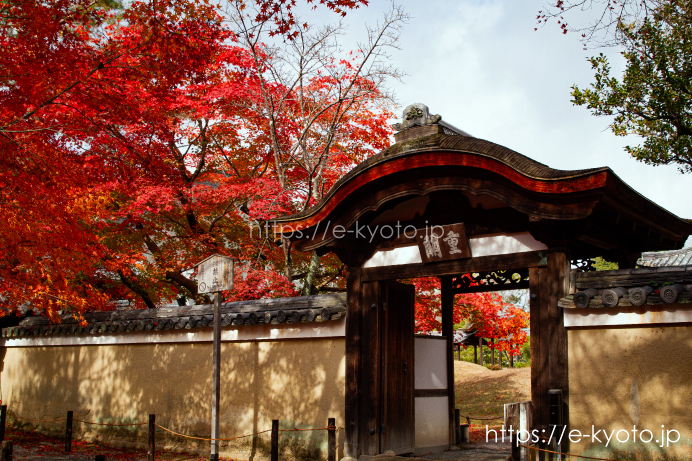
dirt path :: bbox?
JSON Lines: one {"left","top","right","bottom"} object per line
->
{"left": 423, "top": 443, "right": 511, "bottom": 461}
{"left": 454, "top": 360, "right": 530, "bottom": 427}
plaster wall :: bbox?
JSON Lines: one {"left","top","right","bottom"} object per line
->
{"left": 568, "top": 326, "right": 692, "bottom": 458}
{"left": 0, "top": 336, "right": 346, "bottom": 460}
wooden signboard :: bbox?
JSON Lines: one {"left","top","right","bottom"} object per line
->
{"left": 196, "top": 254, "right": 235, "bottom": 294}
{"left": 415, "top": 223, "right": 471, "bottom": 263}
{"left": 193, "top": 253, "right": 236, "bottom": 461}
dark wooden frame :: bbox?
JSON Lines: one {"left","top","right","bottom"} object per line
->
{"left": 343, "top": 249, "right": 569, "bottom": 458}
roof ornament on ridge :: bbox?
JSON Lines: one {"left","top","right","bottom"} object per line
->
{"left": 391, "top": 103, "right": 473, "bottom": 142}
{"left": 391, "top": 103, "right": 441, "bottom": 131}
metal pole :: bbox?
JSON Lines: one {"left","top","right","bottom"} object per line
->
{"left": 210, "top": 292, "right": 221, "bottom": 461}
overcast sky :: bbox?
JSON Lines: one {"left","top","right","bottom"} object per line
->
{"left": 299, "top": 0, "right": 691, "bottom": 245}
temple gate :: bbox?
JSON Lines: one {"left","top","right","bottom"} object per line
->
{"left": 270, "top": 104, "right": 692, "bottom": 458}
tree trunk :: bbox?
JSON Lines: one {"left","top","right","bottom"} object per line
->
{"left": 282, "top": 237, "right": 293, "bottom": 281}
{"left": 301, "top": 251, "right": 320, "bottom": 296}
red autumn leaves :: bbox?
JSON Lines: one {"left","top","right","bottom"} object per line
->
{"left": 0, "top": 0, "right": 393, "bottom": 317}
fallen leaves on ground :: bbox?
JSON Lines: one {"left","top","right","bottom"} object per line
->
{"left": 5, "top": 427, "right": 229, "bottom": 460}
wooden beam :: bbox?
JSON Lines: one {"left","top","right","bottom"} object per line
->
{"left": 344, "top": 267, "right": 363, "bottom": 458}
{"left": 452, "top": 281, "right": 529, "bottom": 294}
{"left": 414, "top": 389, "right": 449, "bottom": 398}
{"left": 440, "top": 276, "right": 455, "bottom": 449}
{"left": 362, "top": 251, "right": 546, "bottom": 282}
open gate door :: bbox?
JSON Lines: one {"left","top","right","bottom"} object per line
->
{"left": 360, "top": 280, "right": 415, "bottom": 456}
{"left": 381, "top": 281, "right": 415, "bottom": 454}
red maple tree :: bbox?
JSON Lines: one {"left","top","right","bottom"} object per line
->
{"left": 0, "top": 0, "right": 395, "bottom": 318}
{"left": 411, "top": 277, "right": 529, "bottom": 357}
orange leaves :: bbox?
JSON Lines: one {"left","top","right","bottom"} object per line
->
{"left": 457, "top": 292, "right": 529, "bottom": 355}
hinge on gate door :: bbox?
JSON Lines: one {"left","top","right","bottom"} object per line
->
{"left": 382, "top": 302, "right": 387, "bottom": 311}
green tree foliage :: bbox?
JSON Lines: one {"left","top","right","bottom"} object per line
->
{"left": 571, "top": 1, "right": 692, "bottom": 172}
{"left": 592, "top": 256, "right": 619, "bottom": 270}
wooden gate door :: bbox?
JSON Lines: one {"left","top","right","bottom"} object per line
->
{"left": 380, "top": 281, "right": 415, "bottom": 454}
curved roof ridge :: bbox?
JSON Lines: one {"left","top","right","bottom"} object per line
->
{"left": 273, "top": 133, "right": 609, "bottom": 223}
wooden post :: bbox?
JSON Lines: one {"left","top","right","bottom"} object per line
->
{"left": 530, "top": 266, "right": 549, "bottom": 429}
{"left": 328, "top": 417, "right": 336, "bottom": 461}
{"left": 360, "top": 280, "right": 381, "bottom": 456}
{"left": 1, "top": 441, "right": 12, "bottom": 461}
{"left": 505, "top": 401, "right": 531, "bottom": 461}
{"left": 65, "top": 410, "right": 73, "bottom": 453}
{"left": 479, "top": 339, "right": 484, "bottom": 366}
{"left": 510, "top": 353, "right": 514, "bottom": 368}
{"left": 473, "top": 344, "right": 477, "bottom": 364}
{"left": 538, "top": 425, "right": 548, "bottom": 461}
{"left": 210, "top": 292, "right": 222, "bottom": 461}
{"left": 454, "top": 409, "right": 461, "bottom": 445}
{"left": 0, "top": 405, "right": 6, "bottom": 442}
{"left": 491, "top": 342, "right": 495, "bottom": 366}
{"left": 271, "top": 419, "right": 279, "bottom": 461}
{"left": 530, "top": 252, "right": 569, "bottom": 437}
{"left": 548, "top": 252, "right": 570, "bottom": 454}
{"left": 441, "top": 276, "right": 455, "bottom": 448}
{"left": 148, "top": 414, "right": 155, "bottom": 461}
{"left": 344, "top": 267, "right": 363, "bottom": 458}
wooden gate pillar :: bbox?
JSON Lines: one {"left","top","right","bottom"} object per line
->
{"left": 344, "top": 267, "right": 363, "bottom": 459}
{"left": 440, "top": 276, "right": 455, "bottom": 447}
{"left": 529, "top": 251, "right": 569, "bottom": 431}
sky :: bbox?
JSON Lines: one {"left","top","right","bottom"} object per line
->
{"left": 298, "top": 0, "right": 691, "bottom": 246}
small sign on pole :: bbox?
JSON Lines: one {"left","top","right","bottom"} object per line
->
{"left": 193, "top": 254, "right": 236, "bottom": 461}
{"left": 196, "top": 254, "right": 235, "bottom": 294}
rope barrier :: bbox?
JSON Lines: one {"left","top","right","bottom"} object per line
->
{"left": 13, "top": 412, "right": 340, "bottom": 445}
{"left": 279, "top": 426, "right": 337, "bottom": 432}
{"left": 154, "top": 423, "right": 342, "bottom": 441}
{"left": 13, "top": 415, "right": 67, "bottom": 423}
{"left": 155, "top": 423, "right": 273, "bottom": 442}
{"left": 13, "top": 414, "right": 145, "bottom": 427}
{"left": 73, "top": 419, "right": 147, "bottom": 427}
{"left": 519, "top": 443, "right": 626, "bottom": 461}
